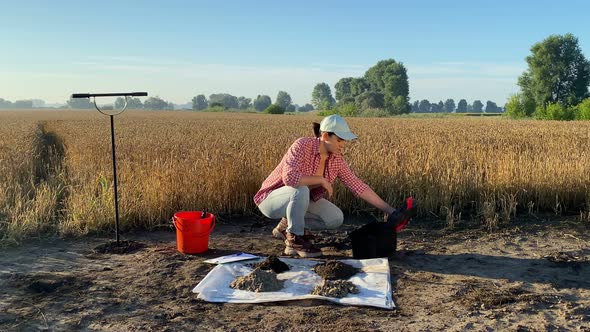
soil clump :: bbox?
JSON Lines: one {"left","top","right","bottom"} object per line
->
{"left": 252, "top": 256, "right": 290, "bottom": 273}
{"left": 313, "top": 261, "right": 359, "bottom": 280}
{"left": 230, "top": 268, "right": 284, "bottom": 292}
{"left": 311, "top": 280, "right": 359, "bottom": 298}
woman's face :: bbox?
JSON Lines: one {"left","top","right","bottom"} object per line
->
{"left": 322, "top": 132, "right": 347, "bottom": 154}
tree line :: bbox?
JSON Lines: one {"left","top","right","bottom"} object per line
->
{"left": 0, "top": 99, "right": 36, "bottom": 109}
{"left": 64, "top": 96, "right": 174, "bottom": 110}
{"left": 190, "top": 93, "right": 313, "bottom": 113}
{"left": 411, "top": 99, "right": 502, "bottom": 113}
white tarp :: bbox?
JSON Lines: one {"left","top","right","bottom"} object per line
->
{"left": 192, "top": 257, "right": 394, "bottom": 309}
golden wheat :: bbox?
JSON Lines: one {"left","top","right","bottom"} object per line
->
{"left": 0, "top": 113, "right": 65, "bottom": 243}
{"left": 1, "top": 110, "right": 589, "bottom": 240}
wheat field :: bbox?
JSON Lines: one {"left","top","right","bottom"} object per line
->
{"left": 1, "top": 110, "right": 589, "bottom": 243}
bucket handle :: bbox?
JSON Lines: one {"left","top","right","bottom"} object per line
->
{"left": 207, "top": 214, "right": 216, "bottom": 233}
{"left": 171, "top": 214, "right": 216, "bottom": 236}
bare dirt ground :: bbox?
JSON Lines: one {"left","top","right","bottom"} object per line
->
{"left": 1, "top": 216, "right": 589, "bottom": 331}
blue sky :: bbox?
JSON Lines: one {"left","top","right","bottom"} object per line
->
{"left": 1, "top": 0, "right": 589, "bottom": 106}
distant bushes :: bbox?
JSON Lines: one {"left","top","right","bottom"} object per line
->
{"left": 263, "top": 104, "right": 285, "bottom": 114}
{"left": 505, "top": 95, "right": 590, "bottom": 121}
{"left": 575, "top": 98, "right": 590, "bottom": 120}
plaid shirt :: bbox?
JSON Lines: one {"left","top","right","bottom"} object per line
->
{"left": 254, "top": 137, "right": 370, "bottom": 205}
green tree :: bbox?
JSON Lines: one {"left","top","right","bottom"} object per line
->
{"left": 237, "top": 96, "right": 251, "bottom": 109}
{"left": 576, "top": 98, "right": 590, "bottom": 120}
{"left": 431, "top": 101, "right": 442, "bottom": 113}
{"left": 336, "top": 103, "right": 359, "bottom": 117}
{"left": 536, "top": 102, "right": 576, "bottom": 120}
{"left": 128, "top": 98, "right": 143, "bottom": 109}
{"left": 115, "top": 97, "right": 143, "bottom": 109}
{"left": 0, "top": 98, "right": 12, "bottom": 108}
{"left": 364, "top": 59, "right": 410, "bottom": 113}
{"left": 485, "top": 100, "right": 499, "bottom": 113}
{"left": 209, "top": 93, "right": 238, "bottom": 109}
{"left": 418, "top": 99, "right": 431, "bottom": 113}
{"left": 275, "top": 91, "right": 292, "bottom": 109}
{"left": 192, "top": 94, "right": 208, "bottom": 110}
{"left": 505, "top": 95, "right": 525, "bottom": 118}
{"left": 472, "top": 100, "right": 484, "bottom": 113}
{"left": 411, "top": 100, "right": 420, "bottom": 113}
{"left": 311, "top": 83, "right": 335, "bottom": 110}
{"left": 444, "top": 99, "right": 455, "bottom": 113}
{"left": 390, "top": 96, "right": 410, "bottom": 115}
{"left": 505, "top": 94, "right": 535, "bottom": 118}
{"left": 264, "top": 104, "right": 285, "bottom": 114}
{"left": 13, "top": 100, "right": 33, "bottom": 108}
{"left": 365, "top": 59, "right": 409, "bottom": 96}
{"left": 115, "top": 97, "right": 125, "bottom": 109}
{"left": 350, "top": 78, "right": 369, "bottom": 97}
{"left": 253, "top": 95, "right": 272, "bottom": 112}
{"left": 335, "top": 77, "right": 354, "bottom": 102}
{"left": 355, "top": 91, "right": 385, "bottom": 110}
{"left": 518, "top": 33, "right": 590, "bottom": 107}
{"left": 144, "top": 96, "right": 171, "bottom": 110}
{"left": 299, "top": 103, "right": 313, "bottom": 112}
{"left": 335, "top": 77, "right": 370, "bottom": 104}
{"left": 456, "top": 99, "right": 468, "bottom": 113}
{"left": 67, "top": 97, "right": 93, "bottom": 109}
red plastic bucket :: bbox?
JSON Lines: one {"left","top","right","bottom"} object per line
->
{"left": 172, "top": 211, "right": 215, "bottom": 254}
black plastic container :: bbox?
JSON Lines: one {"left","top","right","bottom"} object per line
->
{"left": 350, "top": 221, "right": 397, "bottom": 259}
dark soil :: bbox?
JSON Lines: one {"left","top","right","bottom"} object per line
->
{"left": 313, "top": 261, "right": 359, "bottom": 280}
{"left": 252, "top": 256, "right": 290, "bottom": 273}
{"left": 311, "top": 280, "right": 359, "bottom": 298}
{"left": 2, "top": 218, "right": 590, "bottom": 331}
{"left": 92, "top": 240, "right": 146, "bottom": 254}
{"left": 230, "top": 268, "right": 284, "bottom": 292}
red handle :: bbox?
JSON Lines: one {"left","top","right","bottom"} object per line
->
{"left": 209, "top": 215, "right": 216, "bottom": 233}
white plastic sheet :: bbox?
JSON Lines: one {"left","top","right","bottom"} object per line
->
{"left": 192, "top": 257, "right": 394, "bottom": 309}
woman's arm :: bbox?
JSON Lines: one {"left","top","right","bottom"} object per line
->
{"left": 297, "top": 176, "right": 333, "bottom": 198}
{"left": 359, "top": 188, "right": 395, "bottom": 214}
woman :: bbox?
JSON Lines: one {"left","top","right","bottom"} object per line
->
{"left": 254, "top": 115, "right": 399, "bottom": 258}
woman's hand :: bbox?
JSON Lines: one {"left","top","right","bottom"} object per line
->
{"left": 321, "top": 179, "right": 333, "bottom": 199}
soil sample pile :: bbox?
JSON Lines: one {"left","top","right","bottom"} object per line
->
{"left": 313, "top": 261, "right": 359, "bottom": 280}
{"left": 93, "top": 240, "right": 145, "bottom": 254}
{"left": 311, "top": 280, "right": 359, "bottom": 298}
{"left": 230, "top": 268, "right": 284, "bottom": 292}
{"left": 252, "top": 256, "right": 290, "bottom": 273}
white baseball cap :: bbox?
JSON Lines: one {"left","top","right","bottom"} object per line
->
{"left": 319, "top": 115, "right": 358, "bottom": 140}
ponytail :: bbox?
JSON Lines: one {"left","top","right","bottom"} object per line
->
{"left": 312, "top": 122, "right": 321, "bottom": 138}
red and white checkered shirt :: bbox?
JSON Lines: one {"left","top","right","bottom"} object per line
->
{"left": 254, "top": 137, "right": 370, "bottom": 205}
